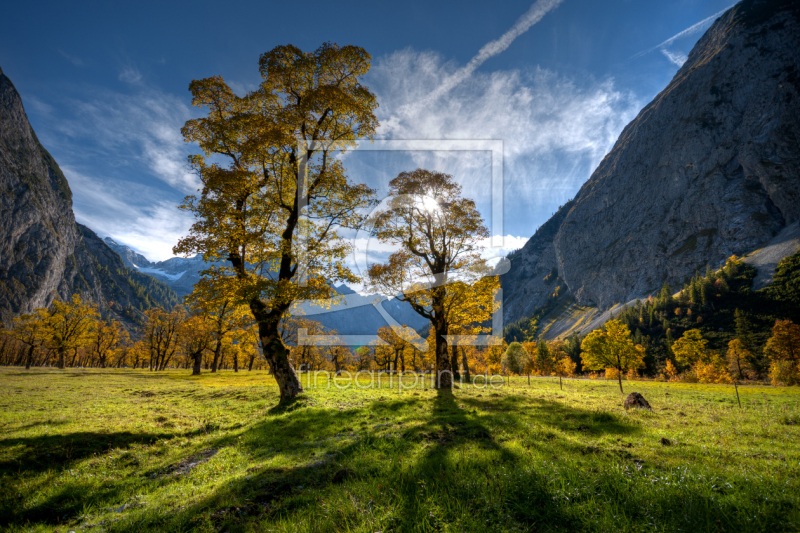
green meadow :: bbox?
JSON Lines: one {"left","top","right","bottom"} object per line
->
{"left": 1, "top": 368, "right": 798, "bottom": 532}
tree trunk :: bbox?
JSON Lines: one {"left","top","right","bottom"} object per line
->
{"left": 433, "top": 321, "right": 452, "bottom": 389}
{"left": 211, "top": 339, "right": 223, "bottom": 373}
{"left": 618, "top": 369, "right": 624, "bottom": 394}
{"left": 253, "top": 303, "right": 303, "bottom": 401}
{"left": 192, "top": 351, "right": 202, "bottom": 375}
{"left": 248, "top": 353, "right": 255, "bottom": 371}
{"left": 25, "top": 345, "right": 34, "bottom": 370}
{"left": 450, "top": 344, "right": 460, "bottom": 381}
{"left": 233, "top": 351, "right": 239, "bottom": 372}
{"left": 57, "top": 347, "right": 66, "bottom": 369}
{"left": 461, "top": 347, "right": 471, "bottom": 383}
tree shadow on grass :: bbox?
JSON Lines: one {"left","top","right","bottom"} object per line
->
{"left": 0, "top": 478, "right": 130, "bottom": 528}
{"left": 5, "top": 391, "right": 798, "bottom": 532}
{"left": 0, "top": 430, "right": 202, "bottom": 475}
{"left": 459, "top": 393, "right": 638, "bottom": 436}
{"left": 382, "top": 389, "right": 579, "bottom": 532}
{"left": 0, "top": 428, "right": 207, "bottom": 527}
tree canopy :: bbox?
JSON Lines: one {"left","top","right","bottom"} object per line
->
{"left": 580, "top": 319, "right": 644, "bottom": 393}
{"left": 176, "top": 42, "right": 380, "bottom": 400}
{"left": 501, "top": 342, "right": 531, "bottom": 375}
{"left": 366, "top": 169, "right": 494, "bottom": 388}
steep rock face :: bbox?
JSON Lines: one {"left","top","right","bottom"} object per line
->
{"left": 501, "top": 200, "right": 573, "bottom": 324}
{"left": 0, "top": 66, "right": 80, "bottom": 321}
{"left": 0, "top": 67, "right": 177, "bottom": 327}
{"left": 503, "top": 0, "right": 800, "bottom": 323}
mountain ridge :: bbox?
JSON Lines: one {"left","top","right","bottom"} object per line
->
{"left": 501, "top": 0, "right": 800, "bottom": 336}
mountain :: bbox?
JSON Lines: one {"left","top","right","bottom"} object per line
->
{"left": 102, "top": 238, "right": 213, "bottom": 298}
{"left": 0, "top": 66, "right": 178, "bottom": 328}
{"left": 501, "top": 0, "right": 800, "bottom": 337}
{"left": 104, "top": 237, "right": 432, "bottom": 337}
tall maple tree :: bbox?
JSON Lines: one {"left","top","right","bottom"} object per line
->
{"left": 366, "top": 169, "right": 493, "bottom": 388}
{"left": 176, "top": 43, "right": 379, "bottom": 401}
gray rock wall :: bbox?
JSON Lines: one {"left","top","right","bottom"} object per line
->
{"left": 0, "top": 66, "right": 80, "bottom": 322}
{"left": 503, "top": 0, "right": 800, "bottom": 324}
{"left": 0, "top": 67, "right": 177, "bottom": 328}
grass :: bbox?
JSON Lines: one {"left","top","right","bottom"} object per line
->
{"left": 1, "top": 369, "right": 799, "bottom": 532}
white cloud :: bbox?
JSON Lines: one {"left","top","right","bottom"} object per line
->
{"left": 400, "top": 0, "right": 563, "bottom": 116}
{"left": 631, "top": 5, "right": 735, "bottom": 66}
{"left": 118, "top": 67, "right": 142, "bottom": 84}
{"left": 661, "top": 48, "right": 688, "bottom": 67}
{"left": 480, "top": 235, "right": 529, "bottom": 256}
{"left": 25, "top": 70, "right": 200, "bottom": 262}
{"left": 64, "top": 167, "right": 194, "bottom": 261}
{"left": 227, "top": 80, "right": 259, "bottom": 97}
{"left": 49, "top": 86, "right": 198, "bottom": 192}
{"left": 368, "top": 50, "right": 641, "bottom": 223}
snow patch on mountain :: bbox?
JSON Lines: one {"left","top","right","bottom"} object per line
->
{"left": 131, "top": 264, "right": 186, "bottom": 281}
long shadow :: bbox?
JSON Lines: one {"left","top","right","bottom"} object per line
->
{"left": 0, "top": 429, "right": 203, "bottom": 475}
{"left": 6, "top": 389, "right": 796, "bottom": 532}
{"left": 3, "top": 420, "right": 70, "bottom": 431}
{"left": 459, "top": 393, "right": 638, "bottom": 436}
{"left": 386, "top": 389, "right": 577, "bottom": 531}
{"left": 98, "top": 399, "right": 424, "bottom": 532}
{"left": 80, "top": 391, "right": 620, "bottom": 531}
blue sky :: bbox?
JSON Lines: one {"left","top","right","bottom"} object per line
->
{"left": 1, "top": 0, "right": 737, "bottom": 261}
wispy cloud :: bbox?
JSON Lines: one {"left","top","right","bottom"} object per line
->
{"left": 227, "top": 79, "right": 259, "bottom": 97}
{"left": 26, "top": 80, "right": 199, "bottom": 260}
{"left": 58, "top": 49, "right": 84, "bottom": 67}
{"left": 64, "top": 167, "right": 194, "bottom": 261}
{"left": 661, "top": 48, "right": 688, "bottom": 67}
{"left": 368, "top": 50, "right": 640, "bottom": 231}
{"left": 47, "top": 86, "right": 198, "bottom": 192}
{"left": 631, "top": 5, "right": 734, "bottom": 65}
{"left": 118, "top": 66, "right": 142, "bottom": 84}
{"left": 395, "top": 0, "right": 563, "bottom": 118}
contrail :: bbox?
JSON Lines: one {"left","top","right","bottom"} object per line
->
{"left": 630, "top": 5, "right": 734, "bottom": 61}
{"left": 397, "top": 0, "right": 563, "bottom": 115}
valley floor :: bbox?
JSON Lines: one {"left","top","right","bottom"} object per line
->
{"left": 0, "top": 369, "right": 798, "bottom": 532}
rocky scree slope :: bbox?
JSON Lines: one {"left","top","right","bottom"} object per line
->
{"left": 502, "top": 0, "right": 800, "bottom": 329}
{"left": 0, "top": 67, "right": 177, "bottom": 327}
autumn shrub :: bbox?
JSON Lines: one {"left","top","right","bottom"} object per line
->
{"left": 769, "top": 360, "right": 799, "bottom": 386}
{"left": 605, "top": 367, "right": 623, "bottom": 381}
{"left": 694, "top": 361, "right": 733, "bottom": 384}
{"left": 665, "top": 360, "right": 681, "bottom": 382}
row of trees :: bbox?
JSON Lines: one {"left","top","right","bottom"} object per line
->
{"left": 499, "top": 316, "right": 800, "bottom": 392}
{"left": 0, "top": 295, "right": 270, "bottom": 373}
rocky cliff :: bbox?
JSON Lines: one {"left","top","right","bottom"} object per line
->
{"left": 0, "top": 67, "right": 177, "bottom": 327}
{"left": 502, "top": 0, "right": 800, "bottom": 330}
